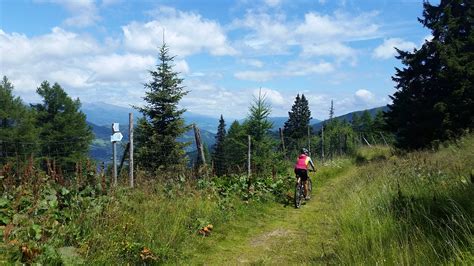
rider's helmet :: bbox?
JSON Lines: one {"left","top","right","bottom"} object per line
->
{"left": 301, "top": 148, "right": 309, "bottom": 155}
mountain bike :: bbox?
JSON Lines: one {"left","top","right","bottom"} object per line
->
{"left": 294, "top": 172, "right": 313, "bottom": 209}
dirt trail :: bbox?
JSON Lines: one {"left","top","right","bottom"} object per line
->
{"left": 186, "top": 168, "right": 354, "bottom": 265}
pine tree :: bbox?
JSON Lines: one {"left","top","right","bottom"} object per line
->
{"left": 0, "top": 76, "right": 38, "bottom": 165}
{"left": 360, "top": 110, "right": 373, "bottom": 134}
{"left": 245, "top": 90, "right": 276, "bottom": 177}
{"left": 351, "top": 113, "right": 361, "bottom": 133}
{"left": 223, "top": 120, "right": 247, "bottom": 174}
{"left": 283, "top": 94, "right": 312, "bottom": 152}
{"left": 372, "top": 110, "right": 386, "bottom": 133}
{"left": 385, "top": 0, "right": 474, "bottom": 149}
{"left": 134, "top": 43, "right": 189, "bottom": 173}
{"left": 212, "top": 115, "right": 226, "bottom": 176}
{"left": 329, "top": 100, "right": 334, "bottom": 120}
{"left": 33, "top": 81, "right": 93, "bottom": 171}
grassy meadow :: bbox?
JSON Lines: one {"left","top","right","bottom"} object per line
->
{"left": 1, "top": 135, "right": 473, "bottom": 264}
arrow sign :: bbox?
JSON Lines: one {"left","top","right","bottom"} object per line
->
{"left": 112, "top": 123, "right": 120, "bottom": 133}
{"left": 111, "top": 132, "right": 123, "bottom": 142}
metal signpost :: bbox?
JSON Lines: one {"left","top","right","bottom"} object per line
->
{"left": 111, "top": 123, "right": 123, "bottom": 186}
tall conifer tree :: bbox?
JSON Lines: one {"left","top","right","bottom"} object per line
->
{"left": 386, "top": 0, "right": 474, "bottom": 149}
{"left": 329, "top": 100, "right": 334, "bottom": 120}
{"left": 245, "top": 91, "right": 275, "bottom": 177}
{"left": 0, "top": 76, "right": 38, "bottom": 164}
{"left": 33, "top": 81, "right": 93, "bottom": 170}
{"left": 212, "top": 115, "right": 226, "bottom": 176}
{"left": 223, "top": 120, "right": 247, "bottom": 174}
{"left": 135, "top": 43, "right": 189, "bottom": 173}
{"left": 283, "top": 94, "right": 312, "bottom": 152}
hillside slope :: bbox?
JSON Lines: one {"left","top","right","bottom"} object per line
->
{"left": 312, "top": 105, "right": 388, "bottom": 131}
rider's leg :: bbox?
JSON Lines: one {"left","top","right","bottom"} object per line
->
{"left": 303, "top": 180, "right": 308, "bottom": 197}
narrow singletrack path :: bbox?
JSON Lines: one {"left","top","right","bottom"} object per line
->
{"left": 185, "top": 167, "right": 355, "bottom": 265}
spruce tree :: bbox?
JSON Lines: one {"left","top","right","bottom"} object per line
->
{"left": 329, "top": 100, "right": 334, "bottom": 120}
{"left": 351, "top": 113, "right": 361, "bottom": 133}
{"left": 245, "top": 91, "right": 276, "bottom": 177}
{"left": 283, "top": 94, "right": 312, "bottom": 152}
{"left": 134, "top": 43, "right": 189, "bottom": 173}
{"left": 0, "top": 76, "right": 38, "bottom": 165}
{"left": 212, "top": 115, "right": 226, "bottom": 176}
{"left": 33, "top": 81, "right": 93, "bottom": 171}
{"left": 385, "top": 0, "right": 474, "bottom": 149}
{"left": 223, "top": 120, "right": 247, "bottom": 174}
{"left": 360, "top": 110, "right": 373, "bottom": 135}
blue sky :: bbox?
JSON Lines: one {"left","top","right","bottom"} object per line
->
{"left": 0, "top": 0, "right": 436, "bottom": 120}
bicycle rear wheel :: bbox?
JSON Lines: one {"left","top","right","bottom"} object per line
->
{"left": 294, "top": 182, "right": 303, "bottom": 208}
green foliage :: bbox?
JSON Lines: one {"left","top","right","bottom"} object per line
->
{"left": 1, "top": 172, "right": 108, "bottom": 264}
{"left": 32, "top": 81, "right": 93, "bottom": 172}
{"left": 335, "top": 134, "right": 474, "bottom": 264}
{"left": 320, "top": 119, "right": 356, "bottom": 158}
{"left": 386, "top": 0, "right": 474, "bottom": 149}
{"left": 245, "top": 91, "right": 280, "bottom": 178}
{"left": 0, "top": 76, "right": 39, "bottom": 165}
{"left": 134, "top": 43, "right": 190, "bottom": 174}
{"left": 212, "top": 115, "right": 227, "bottom": 176}
{"left": 222, "top": 120, "right": 247, "bottom": 174}
{"left": 283, "top": 94, "right": 312, "bottom": 153}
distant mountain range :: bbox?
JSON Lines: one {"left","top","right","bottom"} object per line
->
{"left": 82, "top": 102, "right": 223, "bottom": 133}
{"left": 82, "top": 102, "right": 388, "bottom": 162}
{"left": 312, "top": 106, "right": 389, "bottom": 132}
{"left": 88, "top": 122, "right": 216, "bottom": 163}
{"left": 81, "top": 102, "right": 321, "bottom": 133}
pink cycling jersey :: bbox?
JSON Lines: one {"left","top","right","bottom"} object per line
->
{"left": 295, "top": 154, "right": 309, "bottom": 169}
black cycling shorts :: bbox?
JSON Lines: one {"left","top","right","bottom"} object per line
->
{"left": 295, "top": 168, "right": 308, "bottom": 181}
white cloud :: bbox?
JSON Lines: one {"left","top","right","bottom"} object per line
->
{"left": 101, "top": 0, "right": 121, "bottom": 7}
{"left": 0, "top": 27, "right": 162, "bottom": 104}
{"left": 48, "top": 68, "right": 92, "bottom": 88}
{"left": 36, "top": 0, "right": 100, "bottom": 27}
{"left": 372, "top": 38, "right": 416, "bottom": 59}
{"left": 295, "top": 11, "right": 379, "bottom": 44}
{"left": 264, "top": 0, "right": 282, "bottom": 7}
{"left": 232, "top": 10, "right": 379, "bottom": 63}
{"left": 285, "top": 60, "right": 334, "bottom": 76}
{"left": 234, "top": 70, "right": 275, "bottom": 82}
{"left": 122, "top": 7, "right": 236, "bottom": 56}
{"left": 174, "top": 59, "right": 190, "bottom": 74}
{"left": 181, "top": 80, "right": 251, "bottom": 118}
{"left": 231, "top": 11, "right": 292, "bottom": 54}
{"left": 86, "top": 53, "right": 155, "bottom": 83}
{"left": 234, "top": 60, "right": 334, "bottom": 81}
{"left": 254, "top": 87, "right": 286, "bottom": 106}
{"left": 0, "top": 28, "right": 100, "bottom": 65}
{"left": 355, "top": 89, "right": 375, "bottom": 103}
{"left": 301, "top": 42, "right": 356, "bottom": 63}
{"left": 240, "top": 58, "right": 264, "bottom": 68}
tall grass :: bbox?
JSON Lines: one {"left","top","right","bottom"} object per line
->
{"left": 334, "top": 135, "right": 474, "bottom": 264}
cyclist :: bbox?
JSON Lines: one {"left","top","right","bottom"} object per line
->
{"left": 294, "top": 148, "right": 316, "bottom": 200}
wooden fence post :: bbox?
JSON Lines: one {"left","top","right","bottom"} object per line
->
{"left": 129, "top": 113, "right": 134, "bottom": 188}
{"left": 379, "top": 132, "right": 388, "bottom": 146}
{"left": 321, "top": 124, "right": 325, "bottom": 161}
{"left": 193, "top": 124, "right": 206, "bottom": 166}
{"left": 279, "top": 128, "right": 285, "bottom": 153}
{"left": 247, "top": 135, "right": 251, "bottom": 178}
{"left": 112, "top": 129, "right": 117, "bottom": 186}
{"left": 307, "top": 125, "right": 311, "bottom": 156}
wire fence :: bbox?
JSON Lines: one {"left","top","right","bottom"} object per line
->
{"left": 1, "top": 128, "right": 391, "bottom": 191}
